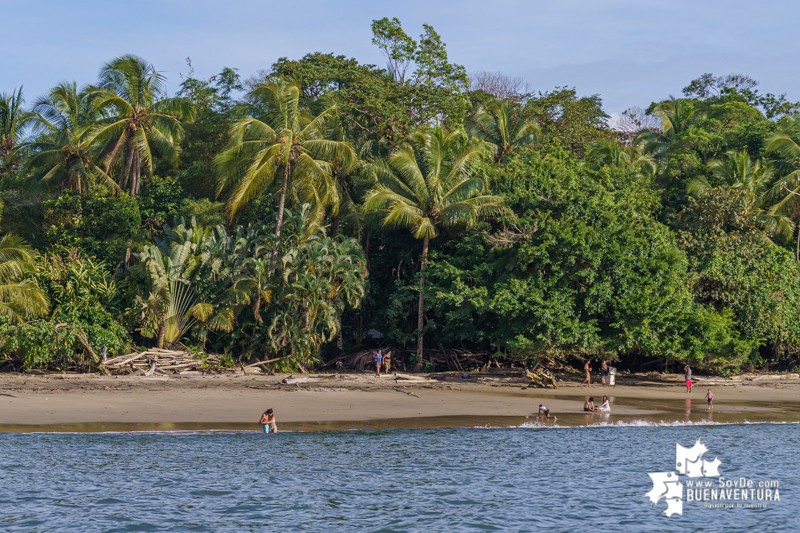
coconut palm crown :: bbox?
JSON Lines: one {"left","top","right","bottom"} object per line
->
{"left": 466, "top": 98, "right": 539, "bottom": 163}
{"left": 85, "top": 55, "right": 194, "bottom": 197}
{"left": 215, "top": 80, "right": 356, "bottom": 241}
{"left": 26, "top": 82, "right": 120, "bottom": 194}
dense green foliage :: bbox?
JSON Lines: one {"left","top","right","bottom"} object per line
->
{"left": 3, "top": 19, "right": 800, "bottom": 373}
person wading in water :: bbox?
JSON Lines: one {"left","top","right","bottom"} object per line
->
{"left": 259, "top": 409, "right": 277, "bottom": 434}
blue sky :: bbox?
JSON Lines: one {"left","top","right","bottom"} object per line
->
{"left": 3, "top": 0, "right": 799, "bottom": 114}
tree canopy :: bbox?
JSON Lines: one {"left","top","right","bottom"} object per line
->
{"left": 3, "top": 25, "right": 800, "bottom": 374}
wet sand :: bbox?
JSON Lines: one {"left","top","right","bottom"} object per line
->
{"left": 1, "top": 372, "right": 799, "bottom": 431}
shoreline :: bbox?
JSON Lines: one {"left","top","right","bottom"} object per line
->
{"left": 2, "top": 372, "right": 799, "bottom": 432}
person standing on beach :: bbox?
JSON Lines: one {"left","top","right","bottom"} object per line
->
{"left": 374, "top": 350, "right": 383, "bottom": 377}
{"left": 259, "top": 409, "right": 277, "bottom": 434}
{"left": 580, "top": 360, "right": 592, "bottom": 387}
{"left": 684, "top": 365, "right": 693, "bottom": 393}
{"left": 382, "top": 350, "right": 392, "bottom": 374}
{"left": 600, "top": 359, "right": 609, "bottom": 385}
{"left": 705, "top": 389, "right": 713, "bottom": 410}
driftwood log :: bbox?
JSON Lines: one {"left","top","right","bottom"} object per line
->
{"left": 104, "top": 349, "right": 218, "bottom": 375}
{"left": 526, "top": 371, "right": 558, "bottom": 389}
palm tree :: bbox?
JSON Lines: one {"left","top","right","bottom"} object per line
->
{"left": 765, "top": 119, "right": 800, "bottom": 256}
{"left": 327, "top": 138, "right": 375, "bottom": 238}
{"left": 364, "top": 127, "right": 504, "bottom": 369}
{"left": 0, "top": 87, "right": 27, "bottom": 179}
{"left": 585, "top": 139, "right": 657, "bottom": 177}
{"left": 235, "top": 256, "right": 273, "bottom": 341}
{"left": 688, "top": 150, "right": 793, "bottom": 240}
{"left": 272, "top": 231, "right": 366, "bottom": 364}
{"left": 26, "top": 82, "right": 120, "bottom": 194}
{"left": 0, "top": 230, "right": 50, "bottom": 323}
{"left": 636, "top": 97, "right": 700, "bottom": 157}
{"left": 466, "top": 98, "right": 539, "bottom": 163}
{"left": 215, "top": 81, "right": 355, "bottom": 245}
{"left": 86, "top": 55, "right": 194, "bottom": 197}
{"left": 133, "top": 241, "right": 214, "bottom": 348}
{"left": 766, "top": 116, "right": 800, "bottom": 168}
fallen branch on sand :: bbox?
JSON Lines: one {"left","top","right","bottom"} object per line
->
{"left": 104, "top": 349, "right": 218, "bottom": 375}
{"left": 394, "top": 373, "right": 435, "bottom": 383}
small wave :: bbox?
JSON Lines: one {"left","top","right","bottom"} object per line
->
{"left": 515, "top": 419, "right": 799, "bottom": 429}
{"left": 24, "top": 429, "right": 261, "bottom": 435}
{"left": 587, "top": 419, "right": 723, "bottom": 427}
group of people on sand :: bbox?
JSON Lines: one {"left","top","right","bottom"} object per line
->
{"left": 583, "top": 396, "right": 611, "bottom": 412}
{"left": 580, "top": 359, "right": 611, "bottom": 387}
{"left": 256, "top": 361, "right": 715, "bottom": 433}
{"left": 373, "top": 349, "right": 391, "bottom": 376}
{"left": 533, "top": 394, "right": 611, "bottom": 421}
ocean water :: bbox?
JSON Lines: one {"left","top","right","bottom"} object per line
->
{"left": 1, "top": 422, "right": 796, "bottom": 532}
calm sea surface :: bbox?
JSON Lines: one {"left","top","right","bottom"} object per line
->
{"left": 1, "top": 422, "right": 796, "bottom": 532}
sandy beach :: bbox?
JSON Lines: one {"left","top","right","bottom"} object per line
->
{"left": 2, "top": 370, "right": 799, "bottom": 431}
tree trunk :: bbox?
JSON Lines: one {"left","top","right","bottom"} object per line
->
{"left": 124, "top": 237, "right": 132, "bottom": 270}
{"left": 414, "top": 235, "right": 430, "bottom": 372}
{"left": 336, "top": 306, "right": 344, "bottom": 354}
{"left": 331, "top": 214, "right": 340, "bottom": 238}
{"left": 795, "top": 224, "right": 799, "bottom": 261}
{"left": 272, "top": 163, "right": 291, "bottom": 256}
{"left": 132, "top": 152, "right": 141, "bottom": 197}
{"left": 157, "top": 323, "right": 166, "bottom": 350}
{"left": 364, "top": 230, "right": 371, "bottom": 268}
{"left": 357, "top": 231, "right": 370, "bottom": 345}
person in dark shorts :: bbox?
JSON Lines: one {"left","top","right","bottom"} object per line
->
{"left": 600, "top": 359, "right": 609, "bottom": 385}
{"left": 538, "top": 404, "right": 556, "bottom": 420}
{"left": 705, "top": 389, "right": 713, "bottom": 409}
{"left": 584, "top": 397, "right": 597, "bottom": 412}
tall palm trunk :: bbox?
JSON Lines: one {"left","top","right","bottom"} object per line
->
{"left": 357, "top": 230, "right": 371, "bottom": 345}
{"left": 132, "top": 152, "right": 141, "bottom": 197}
{"left": 336, "top": 306, "right": 344, "bottom": 354}
{"left": 796, "top": 223, "right": 799, "bottom": 261}
{"left": 331, "top": 215, "right": 344, "bottom": 351}
{"left": 157, "top": 323, "right": 166, "bottom": 349}
{"left": 415, "top": 235, "right": 430, "bottom": 372}
{"left": 272, "top": 163, "right": 291, "bottom": 256}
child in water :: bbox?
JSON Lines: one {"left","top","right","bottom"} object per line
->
{"left": 259, "top": 409, "right": 277, "bottom": 434}
{"left": 526, "top": 404, "right": 556, "bottom": 421}
{"left": 538, "top": 404, "right": 556, "bottom": 420}
{"left": 705, "top": 389, "right": 714, "bottom": 410}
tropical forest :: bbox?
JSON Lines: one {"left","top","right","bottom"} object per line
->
{"left": 3, "top": 18, "right": 800, "bottom": 375}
